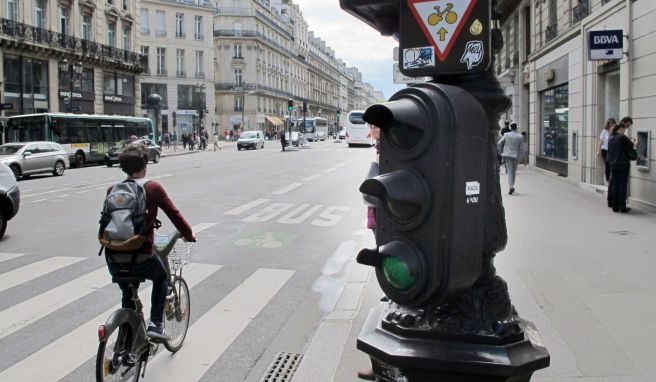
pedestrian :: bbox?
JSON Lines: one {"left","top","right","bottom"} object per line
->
{"left": 172, "top": 130, "right": 178, "bottom": 152}
{"left": 163, "top": 132, "right": 170, "bottom": 150}
{"left": 279, "top": 128, "right": 287, "bottom": 151}
{"left": 195, "top": 133, "right": 200, "bottom": 150}
{"left": 181, "top": 132, "right": 187, "bottom": 150}
{"left": 214, "top": 132, "right": 221, "bottom": 151}
{"left": 497, "top": 122, "right": 524, "bottom": 195}
{"left": 200, "top": 131, "right": 207, "bottom": 151}
{"left": 597, "top": 118, "right": 616, "bottom": 183}
{"left": 229, "top": 130, "right": 234, "bottom": 142}
{"left": 500, "top": 120, "right": 511, "bottom": 136}
{"left": 607, "top": 117, "right": 637, "bottom": 213}
{"left": 498, "top": 121, "right": 512, "bottom": 173}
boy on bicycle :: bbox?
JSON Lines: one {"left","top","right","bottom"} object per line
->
{"left": 105, "top": 143, "right": 196, "bottom": 340}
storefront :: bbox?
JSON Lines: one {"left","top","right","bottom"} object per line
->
{"left": 103, "top": 71, "right": 135, "bottom": 115}
{"left": 536, "top": 56, "right": 569, "bottom": 176}
{"left": 2, "top": 54, "right": 49, "bottom": 116}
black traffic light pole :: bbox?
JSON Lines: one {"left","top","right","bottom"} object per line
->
{"left": 341, "top": 1, "right": 549, "bottom": 381}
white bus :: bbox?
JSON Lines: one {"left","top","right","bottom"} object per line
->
{"left": 297, "top": 117, "right": 328, "bottom": 142}
{"left": 345, "top": 110, "right": 374, "bottom": 147}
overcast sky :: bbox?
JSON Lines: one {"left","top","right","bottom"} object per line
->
{"left": 293, "top": 1, "right": 400, "bottom": 100}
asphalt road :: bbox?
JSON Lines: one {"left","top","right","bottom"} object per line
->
{"left": 0, "top": 139, "right": 376, "bottom": 382}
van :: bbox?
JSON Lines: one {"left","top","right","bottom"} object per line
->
{"left": 237, "top": 130, "right": 265, "bottom": 150}
{"left": 344, "top": 110, "right": 374, "bottom": 147}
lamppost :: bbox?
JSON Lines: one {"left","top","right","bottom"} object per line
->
{"left": 240, "top": 87, "right": 257, "bottom": 131}
{"left": 59, "top": 58, "right": 83, "bottom": 113}
{"left": 146, "top": 94, "right": 162, "bottom": 145}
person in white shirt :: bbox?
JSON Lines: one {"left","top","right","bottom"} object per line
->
{"left": 597, "top": 118, "right": 616, "bottom": 183}
{"left": 497, "top": 122, "right": 525, "bottom": 195}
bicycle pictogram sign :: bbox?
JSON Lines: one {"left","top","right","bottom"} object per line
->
{"left": 427, "top": 3, "right": 458, "bottom": 27}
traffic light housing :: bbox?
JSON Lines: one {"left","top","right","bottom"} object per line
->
{"left": 287, "top": 99, "right": 294, "bottom": 111}
{"left": 358, "top": 82, "right": 489, "bottom": 308}
{"left": 336, "top": 109, "right": 341, "bottom": 119}
{"left": 302, "top": 102, "right": 308, "bottom": 113}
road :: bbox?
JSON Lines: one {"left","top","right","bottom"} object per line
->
{"left": 0, "top": 139, "right": 375, "bottom": 382}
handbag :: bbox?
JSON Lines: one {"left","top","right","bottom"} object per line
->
{"left": 362, "top": 162, "right": 379, "bottom": 207}
{"left": 628, "top": 148, "right": 638, "bottom": 161}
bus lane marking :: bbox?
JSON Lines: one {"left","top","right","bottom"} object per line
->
{"left": 322, "top": 168, "right": 336, "bottom": 173}
{"left": 303, "top": 174, "right": 323, "bottom": 182}
{"left": 224, "top": 199, "right": 271, "bottom": 215}
{"left": 243, "top": 203, "right": 294, "bottom": 222}
{"left": 32, "top": 199, "right": 47, "bottom": 203}
{"left": 272, "top": 183, "right": 302, "bottom": 195}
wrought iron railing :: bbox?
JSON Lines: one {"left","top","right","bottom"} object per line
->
{"left": 601, "top": 0, "right": 612, "bottom": 5}
{"left": 195, "top": 72, "right": 205, "bottom": 79}
{"left": 0, "top": 17, "right": 146, "bottom": 71}
{"left": 176, "top": 70, "right": 186, "bottom": 78}
{"left": 572, "top": 1, "right": 589, "bottom": 24}
{"left": 545, "top": 23, "right": 558, "bottom": 43}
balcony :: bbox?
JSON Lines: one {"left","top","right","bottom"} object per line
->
{"left": 141, "top": 27, "right": 150, "bottom": 35}
{"left": 156, "top": 69, "right": 168, "bottom": 77}
{"left": 175, "top": 32, "right": 186, "bottom": 38}
{"left": 176, "top": 70, "right": 186, "bottom": 78}
{"left": 545, "top": 23, "right": 558, "bottom": 43}
{"left": 194, "top": 33, "right": 204, "bottom": 40}
{"left": 213, "top": 29, "right": 257, "bottom": 38}
{"left": 216, "top": 7, "right": 254, "bottom": 16}
{"left": 601, "top": 0, "right": 612, "bottom": 4}
{"left": 0, "top": 17, "right": 147, "bottom": 72}
{"left": 195, "top": 72, "right": 205, "bottom": 79}
{"left": 572, "top": 1, "right": 589, "bottom": 24}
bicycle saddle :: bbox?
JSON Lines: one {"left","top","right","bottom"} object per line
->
{"left": 112, "top": 275, "right": 146, "bottom": 284}
{"left": 153, "top": 231, "right": 181, "bottom": 257}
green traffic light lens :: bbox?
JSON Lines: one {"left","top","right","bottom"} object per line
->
{"left": 383, "top": 256, "right": 416, "bottom": 291}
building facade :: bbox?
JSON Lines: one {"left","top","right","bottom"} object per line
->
{"left": 139, "top": 0, "right": 216, "bottom": 137}
{"left": 0, "top": 0, "right": 146, "bottom": 118}
{"left": 496, "top": 0, "right": 656, "bottom": 210}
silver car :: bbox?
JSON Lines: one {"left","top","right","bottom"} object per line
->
{"left": 0, "top": 142, "right": 68, "bottom": 180}
{"left": 0, "top": 161, "right": 20, "bottom": 238}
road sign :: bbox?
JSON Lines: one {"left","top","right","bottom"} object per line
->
{"left": 400, "top": 0, "right": 490, "bottom": 76}
{"left": 0, "top": 103, "right": 14, "bottom": 110}
{"left": 589, "top": 30, "right": 623, "bottom": 60}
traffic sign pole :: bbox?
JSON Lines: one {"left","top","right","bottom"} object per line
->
{"left": 340, "top": 0, "right": 550, "bottom": 380}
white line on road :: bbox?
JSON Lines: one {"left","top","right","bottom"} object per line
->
{"left": 0, "top": 257, "right": 85, "bottom": 293}
{"left": 322, "top": 168, "right": 336, "bottom": 173}
{"left": 0, "top": 253, "right": 25, "bottom": 263}
{"left": 146, "top": 268, "right": 295, "bottom": 381}
{"left": 0, "top": 263, "right": 221, "bottom": 382}
{"left": 224, "top": 199, "right": 270, "bottom": 215}
{"left": 76, "top": 190, "right": 88, "bottom": 194}
{"left": 0, "top": 268, "right": 111, "bottom": 339}
{"left": 191, "top": 222, "right": 217, "bottom": 234}
{"left": 272, "top": 183, "right": 302, "bottom": 195}
{"left": 57, "top": 194, "right": 69, "bottom": 198}
{"left": 32, "top": 199, "right": 47, "bottom": 203}
{"left": 303, "top": 174, "right": 323, "bottom": 182}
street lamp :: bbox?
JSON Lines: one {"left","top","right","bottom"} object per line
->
{"left": 240, "top": 87, "right": 257, "bottom": 131}
{"left": 59, "top": 58, "right": 83, "bottom": 113}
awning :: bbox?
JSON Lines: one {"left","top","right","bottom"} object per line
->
{"left": 266, "top": 116, "right": 284, "bottom": 126}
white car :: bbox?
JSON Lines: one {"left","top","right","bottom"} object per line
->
{"left": 237, "top": 131, "right": 265, "bottom": 150}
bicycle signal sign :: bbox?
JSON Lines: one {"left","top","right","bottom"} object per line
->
{"left": 400, "top": 0, "right": 491, "bottom": 76}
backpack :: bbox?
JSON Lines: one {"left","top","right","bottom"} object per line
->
{"left": 98, "top": 179, "right": 150, "bottom": 254}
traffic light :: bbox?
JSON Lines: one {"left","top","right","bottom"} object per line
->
{"left": 287, "top": 99, "right": 294, "bottom": 111}
{"left": 198, "top": 109, "right": 204, "bottom": 122}
{"left": 302, "top": 102, "right": 308, "bottom": 113}
{"left": 358, "top": 82, "right": 489, "bottom": 308}
{"left": 336, "top": 109, "right": 341, "bottom": 119}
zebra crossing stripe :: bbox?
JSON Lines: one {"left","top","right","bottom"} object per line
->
{"left": 0, "top": 253, "right": 25, "bottom": 263}
{"left": 0, "top": 257, "right": 85, "bottom": 293}
{"left": 145, "top": 268, "right": 295, "bottom": 381}
{"left": 0, "top": 268, "right": 111, "bottom": 340}
{"left": 0, "top": 263, "right": 221, "bottom": 382}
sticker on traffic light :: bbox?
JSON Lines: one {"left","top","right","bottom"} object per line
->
{"left": 358, "top": 82, "right": 489, "bottom": 307}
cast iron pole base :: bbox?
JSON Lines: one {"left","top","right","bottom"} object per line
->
{"left": 358, "top": 303, "right": 550, "bottom": 382}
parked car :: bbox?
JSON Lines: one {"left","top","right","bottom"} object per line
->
{"left": 237, "top": 131, "right": 265, "bottom": 150}
{"left": 105, "top": 139, "right": 161, "bottom": 167}
{"left": 0, "top": 142, "right": 67, "bottom": 180}
{"left": 0, "top": 162, "right": 20, "bottom": 239}
{"left": 285, "top": 132, "right": 305, "bottom": 147}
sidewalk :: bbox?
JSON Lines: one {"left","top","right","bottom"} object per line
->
{"left": 294, "top": 167, "right": 656, "bottom": 381}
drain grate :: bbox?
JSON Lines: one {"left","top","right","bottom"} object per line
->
{"left": 259, "top": 352, "right": 303, "bottom": 382}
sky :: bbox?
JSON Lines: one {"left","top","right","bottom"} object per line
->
{"left": 293, "top": 1, "right": 401, "bottom": 100}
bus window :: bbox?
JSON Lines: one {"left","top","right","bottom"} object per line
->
{"left": 87, "top": 122, "right": 101, "bottom": 143}
{"left": 7, "top": 116, "right": 46, "bottom": 142}
{"left": 114, "top": 125, "right": 127, "bottom": 141}
{"left": 100, "top": 124, "right": 114, "bottom": 142}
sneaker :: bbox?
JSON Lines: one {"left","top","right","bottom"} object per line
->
{"left": 146, "top": 322, "right": 170, "bottom": 342}
{"left": 509, "top": 188, "right": 515, "bottom": 195}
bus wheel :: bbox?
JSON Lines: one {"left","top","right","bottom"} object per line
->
{"left": 74, "top": 152, "right": 86, "bottom": 167}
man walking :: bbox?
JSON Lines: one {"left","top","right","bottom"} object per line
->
{"left": 497, "top": 122, "right": 524, "bottom": 195}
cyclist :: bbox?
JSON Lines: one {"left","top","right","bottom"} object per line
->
{"left": 104, "top": 143, "right": 196, "bottom": 341}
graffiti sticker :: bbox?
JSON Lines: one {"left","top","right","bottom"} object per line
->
{"left": 403, "top": 46, "right": 436, "bottom": 69}
{"left": 460, "top": 40, "right": 484, "bottom": 70}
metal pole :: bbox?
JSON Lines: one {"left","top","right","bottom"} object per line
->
{"left": 69, "top": 66, "right": 74, "bottom": 113}
{"left": 242, "top": 87, "right": 245, "bottom": 132}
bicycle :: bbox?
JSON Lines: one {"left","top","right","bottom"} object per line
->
{"left": 95, "top": 232, "right": 195, "bottom": 382}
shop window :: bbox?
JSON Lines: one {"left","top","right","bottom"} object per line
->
{"left": 539, "top": 85, "right": 569, "bottom": 161}
{"left": 572, "top": 132, "right": 578, "bottom": 160}
{"left": 636, "top": 130, "right": 651, "bottom": 170}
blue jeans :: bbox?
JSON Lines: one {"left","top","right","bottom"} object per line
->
{"left": 107, "top": 255, "right": 168, "bottom": 325}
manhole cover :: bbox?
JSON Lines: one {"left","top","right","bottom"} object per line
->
{"left": 609, "top": 230, "right": 633, "bottom": 236}
{"left": 259, "top": 352, "right": 303, "bottom": 382}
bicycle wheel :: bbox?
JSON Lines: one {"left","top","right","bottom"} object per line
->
{"left": 164, "top": 277, "right": 190, "bottom": 352}
{"left": 96, "top": 324, "right": 142, "bottom": 382}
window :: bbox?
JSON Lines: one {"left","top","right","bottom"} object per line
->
{"left": 107, "top": 22, "right": 116, "bottom": 47}
{"left": 156, "top": 10, "right": 165, "bottom": 36}
{"left": 104, "top": 72, "right": 116, "bottom": 94}
{"left": 156, "top": 47, "right": 166, "bottom": 75}
{"left": 234, "top": 22, "right": 241, "bottom": 36}
{"left": 176, "top": 49, "right": 185, "bottom": 76}
{"left": 104, "top": 72, "right": 134, "bottom": 96}
{"left": 194, "top": 15, "right": 202, "bottom": 39}
{"left": 140, "top": 9, "right": 149, "bottom": 34}
{"left": 122, "top": 0, "right": 128, "bottom": 11}
{"left": 35, "top": 0, "right": 45, "bottom": 29}
{"left": 233, "top": 43, "right": 242, "bottom": 58}
{"left": 540, "top": 85, "right": 569, "bottom": 161}
{"left": 60, "top": 5, "right": 70, "bottom": 35}
{"left": 141, "top": 83, "right": 167, "bottom": 107}
{"left": 7, "top": 0, "right": 17, "bottom": 21}
{"left": 175, "top": 13, "right": 184, "bottom": 38}
{"left": 123, "top": 27, "right": 131, "bottom": 51}
{"left": 235, "top": 69, "right": 243, "bottom": 87}
{"left": 195, "top": 51, "right": 203, "bottom": 77}
{"left": 81, "top": 68, "right": 94, "bottom": 93}
{"left": 234, "top": 95, "right": 243, "bottom": 111}
{"left": 82, "top": 14, "right": 91, "bottom": 40}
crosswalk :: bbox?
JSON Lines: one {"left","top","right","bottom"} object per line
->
{"left": 0, "top": 252, "right": 296, "bottom": 382}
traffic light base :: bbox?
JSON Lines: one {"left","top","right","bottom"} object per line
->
{"left": 357, "top": 303, "right": 550, "bottom": 382}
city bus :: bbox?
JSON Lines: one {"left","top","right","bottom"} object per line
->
{"left": 4, "top": 113, "right": 154, "bottom": 167}
{"left": 297, "top": 117, "right": 329, "bottom": 142}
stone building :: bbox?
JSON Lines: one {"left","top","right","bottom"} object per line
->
{"left": 496, "top": 0, "right": 656, "bottom": 211}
